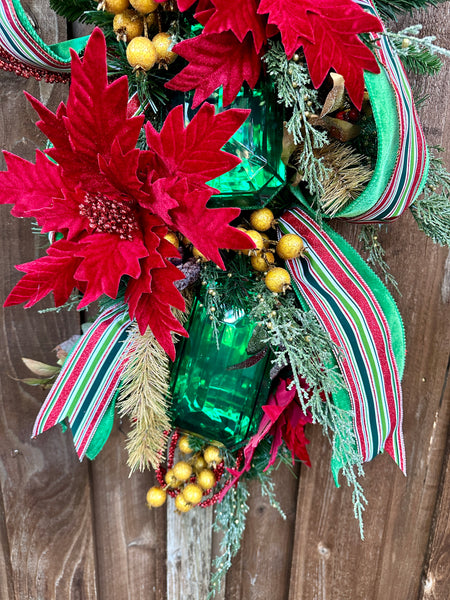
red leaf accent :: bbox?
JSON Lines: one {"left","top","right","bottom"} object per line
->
{"left": 4, "top": 240, "right": 82, "bottom": 308}
{"left": 257, "top": 0, "right": 382, "bottom": 108}
{"left": 0, "top": 151, "right": 63, "bottom": 217}
{"left": 75, "top": 233, "right": 148, "bottom": 306}
{"left": 33, "top": 188, "right": 90, "bottom": 240}
{"left": 166, "top": 31, "right": 261, "bottom": 108}
{"left": 144, "top": 103, "right": 249, "bottom": 185}
{"left": 204, "top": 0, "right": 267, "bottom": 52}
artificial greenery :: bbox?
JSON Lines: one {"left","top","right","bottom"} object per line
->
{"left": 208, "top": 483, "right": 250, "bottom": 599}
{"left": 411, "top": 148, "right": 450, "bottom": 246}
{"left": 49, "top": 0, "right": 96, "bottom": 23}
{"left": 264, "top": 42, "right": 330, "bottom": 197}
{"left": 374, "top": 0, "right": 448, "bottom": 20}
{"left": 385, "top": 24, "right": 450, "bottom": 77}
{"left": 359, "top": 225, "right": 400, "bottom": 293}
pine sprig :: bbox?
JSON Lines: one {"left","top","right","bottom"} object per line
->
{"left": 384, "top": 25, "right": 450, "bottom": 75}
{"left": 411, "top": 148, "right": 450, "bottom": 246}
{"left": 49, "top": 0, "right": 96, "bottom": 23}
{"left": 118, "top": 324, "right": 172, "bottom": 471}
{"left": 374, "top": 0, "right": 448, "bottom": 20}
{"left": 264, "top": 42, "right": 330, "bottom": 196}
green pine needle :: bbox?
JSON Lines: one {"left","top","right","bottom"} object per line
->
{"left": 49, "top": 0, "right": 97, "bottom": 23}
{"left": 374, "top": 0, "right": 448, "bottom": 21}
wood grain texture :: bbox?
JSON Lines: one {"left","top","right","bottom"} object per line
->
{"left": 419, "top": 433, "right": 450, "bottom": 600}
{"left": 288, "top": 5, "right": 450, "bottom": 600}
{"left": 90, "top": 422, "right": 166, "bottom": 600}
{"left": 0, "top": 3, "right": 97, "bottom": 599}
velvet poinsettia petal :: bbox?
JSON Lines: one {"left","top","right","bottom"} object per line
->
{"left": 204, "top": 0, "right": 267, "bottom": 52}
{"left": 25, "top": 29, "right": 144, "bottom": 189}
{"left": 4, "top": 240, "right": 82, "bottom": 308}
{"left": 33, "top": 187, "right": 90, "bottom": 240}
{"left": 97, "top": 138, "right": 143, "bottom": 198}
{"left": 75, "top": 233, "right": 148, "bottom": 307}
{"left": 195, "top": 0, "right": 215, "bottom": 26}
{"left": 151, "top": 179, "right": 254, "bottom": 268}
{"left": 144, "top": 103, "right": 249, "bottom": 185}
{"left": 257, "top": 0, "right": 382, "bottom": 108}
{"left": 0, "top": 151, "right": 63, "bottom": 217}
{"left": 166, "top": 32, "right": 261, "bottom": 108}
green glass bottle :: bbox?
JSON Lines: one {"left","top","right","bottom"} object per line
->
{"left": 170, "top": 300, "right": 271, "bottom": 448}
{"left": 185, "top": 84, "right": 285, "bottom": 210}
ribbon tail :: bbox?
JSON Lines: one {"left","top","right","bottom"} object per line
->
{"left": 32, "top": 304, "right": 133, "bottom": 460}
{"left": 280, "top": 208, "right": 406, "bottom": 475}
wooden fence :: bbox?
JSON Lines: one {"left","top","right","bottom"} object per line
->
{"left": 0, "top": 2, "right": 448, "bottom": 599}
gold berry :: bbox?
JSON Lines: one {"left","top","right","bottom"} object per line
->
{"left": 265, "top": 267, "right": 291, "bottom": 293}
{"left": 250, "top": 251, "right": 275, "bottom": 273}
{"left": 197, "top": 469, "right": 216, "bottom": 490}
{"left": 126, "top": 36, "right": 157, "bottom": 71}
{"left": 130, "top": 0, "right": 158, "bottom": 13}
{"left": 261, "top": 232, "right": 272, "bottom": 250}
{"left": 276, "top": 234, "right": 305, "bottom": 260}
{"left": 175, "top": 493, "right": 192, "bottom": 513}
{"left": 152, "top": 32, "right": 177, "bottom": 65}
{"left": 172, "top": 461, "right": 193, "bottom": 482}
{"left": 192, "top": 454, "right": 207, "bottom": 472}
{"left": 250, "top": 208, "right": 275, "bottom": 232}
{"left": 239, "top": 229, "right": 264, "bottom": 255}
{"left": 164, "top": 468, "right": 180, "bottom": 488}
{"left": 113, "top": 9, "right": 143, "bottom": 42}
{"left": 178, "top": 435, "right": 193, "bottom": 454}
{"left": 164, "top": 231, "right": 179, "bottom": 247}
{"left": 101, "top": 0, "right": 131, "bottom": 15}
{"left": 203, "top": 445, "right": 221, "bottom": 467}
{"left": 182, "top": 483, "right": 203, "bottom": 505}
{"left": 146, "top": 486, "right": 167, "bottom": 508}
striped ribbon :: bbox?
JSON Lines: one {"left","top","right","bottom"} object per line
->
{"left": 345, "top": 0, "right": 428, "bottom": 223}
{"left": 0, "top": 0, "right": 88, "bottom": 76}
{"left": 279, "top": 208, "right": 406, "bottom": 472}
{"left": 32, "top": 304, "right": 133, "bottom": 460}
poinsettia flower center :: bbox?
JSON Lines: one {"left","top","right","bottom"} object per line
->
{"left": 79, "top": 191, "right": 138, "bottom": 241}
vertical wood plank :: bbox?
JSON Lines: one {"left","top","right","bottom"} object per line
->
{"left": 419, "top": 433, "right": 450, "bottom": 600}
{"left": 0, "top": 4, "right": 97, "bottom": 598}
{"left": 89, "top": 422, "right": 167, "bottom": 600}
{"left": 167, "top": 501, "right": 214, "bottom": 599}
{"left": 287, "top": 5, "right": 450, "bottom": 600}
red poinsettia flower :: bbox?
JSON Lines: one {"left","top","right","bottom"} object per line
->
{"left": 0, "top": 28, "right": 253, "bottom": 359}
{"left": 166, "top": 0, "right": 382, "bottom": 109}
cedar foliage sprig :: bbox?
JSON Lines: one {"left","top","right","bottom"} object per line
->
{"left": 411, "top": 147, "right": 450, "bottom": 246}
{"left": 359, "top": 225, "right": 400, "bottom": 293}
{"left": 249, "top": 283, "right": 367, "bottom": 536}
{"left": 264, "top": 42, "right": 330, "bottom": 196}
{"left": 208, "top": 484, "right": 250, "bottom": 599}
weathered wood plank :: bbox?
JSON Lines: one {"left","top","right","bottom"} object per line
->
{"left": 224, "top": 464, "right": 300, "bottom": 600}
{"left": 288, "top": 5, "right": 450, "bottom": 600}
{"left": 419, "top": 431, "right": 450, "bottom": 600}
{"left": 0, "top": 4, "right": 97, "bottom": 598}
{"left": 89, "top": 422, "right": 167, "bottom": 600}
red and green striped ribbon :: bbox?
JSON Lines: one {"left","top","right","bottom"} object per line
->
{"left": 279, "top": 208, "right": 406, "bottom": 472}
{"left": 32, "top": 304, "right": 133, "bottom": 460}
{"left": 342, "top": 0, "right": 428, "bottom": 223}
{"left": 0, "top": 0, "right": 88, "bottom": 75}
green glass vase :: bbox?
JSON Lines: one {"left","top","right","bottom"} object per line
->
{"left": 185, "top": 85, "right": 285, "bottom": 210}
{"left": 170, "top": 300, "right": 271, "bottom": 448}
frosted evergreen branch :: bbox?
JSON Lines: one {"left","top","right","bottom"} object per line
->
{"left": 411, "top": 147, "right": 450, "bottom": 246}
{"left": 384, "top": 25, "right": 450, "bottom": 59}
{"left": 208, "top": 484, "right": 250, "bottom": 599}
{"left": 359, "top": 225, "right": 401, "bottom": 293}
{"left": 264, "top": 42, "right": 330, "bottom": 195}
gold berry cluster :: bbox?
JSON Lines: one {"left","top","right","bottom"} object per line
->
{"left": 238, "top": 208, "right": 305, "bottom": 294}
{"left": 146, "top": 436, "right": 223, "bottom": 513}
{"left": 99, "top": 0, "right": 178, "bottom": 71}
